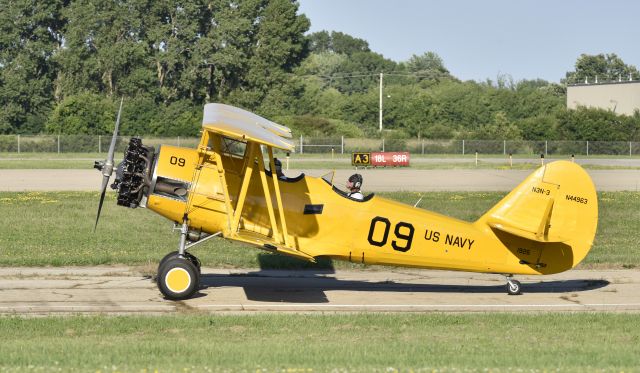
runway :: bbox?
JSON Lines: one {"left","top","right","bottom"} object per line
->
{"left": 1, "top": 267, "right": 638, "bottom": 314}
{"left": 1, "top": 168, "right": 639, "bottom": 191}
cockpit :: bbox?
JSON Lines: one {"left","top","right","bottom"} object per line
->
{"left": 321, "top": 171, "right": 375, "bottom": 202}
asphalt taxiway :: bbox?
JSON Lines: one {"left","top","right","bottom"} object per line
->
{"left": 1, "top": 267, "right": 638, "bottom": 314}
{"left": 1, "top": 168, "right": 639, "bottom": 192}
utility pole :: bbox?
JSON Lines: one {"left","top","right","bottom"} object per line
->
{"left": 379, "top": 72, "right": 383, "bottom": 131}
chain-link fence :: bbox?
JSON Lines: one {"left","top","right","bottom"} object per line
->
{"left": 299, "top": 137, "right": 640, "bottom": 156}
{"left": 2, "top": 135, "right": 640, "bottom": 156}
{"left": 0, "top": 135, "right": 199, "bottom": 154}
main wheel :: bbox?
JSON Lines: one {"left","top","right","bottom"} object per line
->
{"left": 158, "top": 251, "right": 201, "bottom": 275}
{"left": 157, "top": 257, "right": 200, "bottom": 300}
{"left": 507, "top": 279, "right": 522, "bottom": 295}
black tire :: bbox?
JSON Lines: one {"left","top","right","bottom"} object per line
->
{"left": 157, "top": 257, "right": 200, "bottom": 300}
{"left": 507, "top": 279, "right": 522, "bottom": 295}
{"left": 158, "top": 251, "right": 201, "bottom": 275}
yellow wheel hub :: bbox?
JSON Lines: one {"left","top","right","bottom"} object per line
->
{"left": 165, "top": 268, "right": 191, "bottom": 293}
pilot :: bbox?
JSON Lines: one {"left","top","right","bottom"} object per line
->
{"left": 346, "top": 173, "right": 364, "bottom": 200}
{"left": 273, "top": 158, "right": 287, "bottom": 180}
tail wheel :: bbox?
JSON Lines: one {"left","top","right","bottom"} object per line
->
{"left": 158, "top": 257, "right": 200, "bottom": 300}
{"left": 507, "top": 279, "right": 522, "bottom": 295}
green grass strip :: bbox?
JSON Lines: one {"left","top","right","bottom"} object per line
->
{"left": 0, "top": 313, "right": 638, "bottom": 372}
{"left": 0, "top": 191, "right": 637, "bottom": 268}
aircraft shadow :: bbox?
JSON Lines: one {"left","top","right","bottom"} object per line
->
{"left": 198, "top": 272, "right": 610, "bottom": 303}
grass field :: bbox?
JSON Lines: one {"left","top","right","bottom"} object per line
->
{"left": 0, "top": 152, "right": 106, "bottom": 159}
{"left": 0, "top": 313, "right": 639, "bottom": 372}
{"left": 0, "top": 153, "right": 120, "bottom": 169}
{"left": 0, "top": 191, "right": 637, "bottom": 268}
{"left": 0, "top": 159, "right": 110, "bottom": 169}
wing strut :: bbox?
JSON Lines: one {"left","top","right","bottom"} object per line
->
{"left": 192, "top": 130, "right": 235, "bottom": 233}
{"left": 228, "top": 142, "right": 290, "bottom": 248}
{"left": 255, "top": 145, "right": 280, "bottom": 241}
{"left": 231, "top": 142, "right": 257, "bottom": 233}
{"left": 267, "top": 146, "right": 290, "bottom": 247}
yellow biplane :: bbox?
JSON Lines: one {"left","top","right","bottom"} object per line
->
{"left": 94, "top": 102, "right": 598, "bottom": 300}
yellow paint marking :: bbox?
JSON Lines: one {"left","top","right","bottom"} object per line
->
{"left": 165, "top": 268, "right": 191, "bottom": 293}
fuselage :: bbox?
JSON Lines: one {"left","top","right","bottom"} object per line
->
{"left": 143, "top": 144, "right": 593, "bottom": 277}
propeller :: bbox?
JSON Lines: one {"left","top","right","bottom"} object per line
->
{"left": 93, "top": 97, "right": 124, "bottom": 231}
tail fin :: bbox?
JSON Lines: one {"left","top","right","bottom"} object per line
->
{"left": 477, "top": 161, "right": 598, "bottom": 272}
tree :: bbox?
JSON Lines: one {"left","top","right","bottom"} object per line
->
{"left": 54, "top": 0, "right": 156, "bottom": 102}
{"left": 331, "top": 31, "right": 370, "bottom": 55}
{"left": 190, "top": 0, "right": 273, "bottom": 103}
{"left": 565, "top": 53, "right": 640, "bottom": 84}
{"left": 405, "top": 52, "right": 451, "bottom": 81}
{"left": 151, "top": 101, "right": 201, "bottom": 136}
{"left": 517, "top": 114, "right": 559, "bottom": 141}
{"left": 308, "top": 31, "right": 369, "bottom": 55}
{"left": 145, "top": 1, "right": 210, "bottom": 103}
{"left": 0, "top": 0, "right": 66, "bottom": 133}
{"left": 308, "top": 30, "right": 331, "bottom": 53}
{"left": 555, "top": 107, "right": 639, "bottom": 141}
{"left": 46, "top": 93, "right": 116, "bottom": 135}
{"left": 239, "top": 0, "right": 310, "bottom": 107}
{"left": 329, "top": 52, "right": 398, "bottom": 94}
{"left": 473, "top": 111, "right": 522, "bottom": 140}
{"left": 296, "top": 52, "right": 347, "bottom": 79}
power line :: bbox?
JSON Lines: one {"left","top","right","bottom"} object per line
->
{"left": 297, "top": 72, "right": 442, "bottom": 80}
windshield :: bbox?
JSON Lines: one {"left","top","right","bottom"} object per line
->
{"left": 320, "top": 171, "right": 335, "bottom": 186}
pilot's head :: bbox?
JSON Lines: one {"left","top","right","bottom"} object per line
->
{"left": 347, "top": 173, "right": 363, "bottom": 191}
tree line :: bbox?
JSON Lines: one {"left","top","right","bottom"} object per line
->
{"left": 1, "top": 0, "right": 309, "bottom": 135}
{"left": 2, "top": 1, "right": 640, "bottom": 142}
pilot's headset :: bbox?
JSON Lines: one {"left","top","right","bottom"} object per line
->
{"left": 349, "top": 173, "right": 363, "bottom": 189}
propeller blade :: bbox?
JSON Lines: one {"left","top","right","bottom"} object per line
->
{"left": 94, "top": 175, "right": 111, "bottom": 232}
{"left": 106, "top": 97, "right": 124, "bottom": 169}
{"left": 94, "top": 97, "right": 124, "bottom": 232}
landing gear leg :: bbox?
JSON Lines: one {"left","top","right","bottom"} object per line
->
{"left": 178, "top": 214, "right": 189, "bottom": 256}
{"left": 157, "top": 214, "right": 200, "bottom": 300}
{"left": 506, "top": 275, "right": 522, "bottom": 295}
{"left": 156, "top": 216, "right": 221, "bottom": 300}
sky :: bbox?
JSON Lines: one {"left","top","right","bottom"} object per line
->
{"left": 297, "top": 0, "right": 640, "bottom": 83}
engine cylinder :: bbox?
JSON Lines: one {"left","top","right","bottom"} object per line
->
{"left": 111, "top": 137, "right": 155, "bottom": 208}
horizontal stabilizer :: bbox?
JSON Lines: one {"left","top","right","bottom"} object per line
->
{"left": 487, "top": 194, "right": 567, "bottom": 243}
{"left": 487, "top": 219, "right": 568, "bottom": 243}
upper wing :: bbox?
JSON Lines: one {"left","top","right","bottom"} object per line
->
{"left": 202, "top": 103, "right": 294, "bottom": 151}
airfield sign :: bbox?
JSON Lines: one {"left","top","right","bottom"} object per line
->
{"left": 352, "top": 152, "right": 371, "bottom": 166}
{"left": 352, "top": 152, "right": 410, "bottom": 167}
